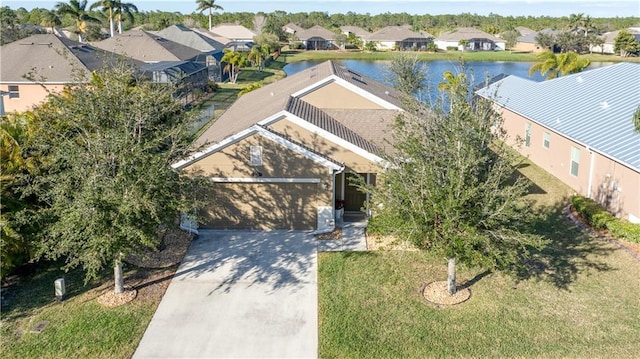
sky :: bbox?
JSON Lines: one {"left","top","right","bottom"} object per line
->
{"left": 3, "top": 0, "right": 639, "bottom": 18}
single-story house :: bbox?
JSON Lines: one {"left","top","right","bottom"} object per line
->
{"left": 209, "top": 23, "right": 256, "bottom": 52}
{"left": 139, "top": 61, "right": 208, "bottom": 104}
{"left": 296, "top": 25, "right": 338, "bottom": 50}
{"left": 476, "top": 62, "right": 640, "bottom": 223}
{"left": 152, "top": 24, "right": 226, "bottom": 81}
{"left": 365, "top": 25, "right": 433, "bottom": 51}
{"left": 283, "top": 23, "right": 304, "bottom": 35}
{"left": 513, "top": 28, "right": 560, "bottom": 53}
{"left": 435, "top": 27, "right": 505, "bottom": 51}
{"left": 0, "top": 33, "right": 141, "bottom": 114}
{"left": 173, "top": 60, "right": 404, "bottom": 231}
{"left": 590, "top": 28, "right": 640, "bottom": 54}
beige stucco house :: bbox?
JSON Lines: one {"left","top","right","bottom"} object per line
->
{"left": 477, "top": 62, "right": 640, "bottom": 223}
{"left": 365, "top": 26, "right": 433, "bottom": 51}
{"left": 174, "top": 61, "right": 404, "bottom": 231}
{"left": 435, "top": 27, "right": 505, "bottom": 51}
{"left": 0, "top": 34, "right": 140, "bottom": 114}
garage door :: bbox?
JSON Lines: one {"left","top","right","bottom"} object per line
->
{"left": 199, "top": 182, "right": 321, "bottom": 230}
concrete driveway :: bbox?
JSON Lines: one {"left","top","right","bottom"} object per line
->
{"left": 133, "top": 230, "right": 318, "bottom": 359}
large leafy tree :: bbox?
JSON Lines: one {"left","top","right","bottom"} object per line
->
{"left": 528, "top": 50, "right": 589, "bottom": 80}
{"left": 221, "top": 49, "right": 247, "bottom": 84}
{"left": 0, "top": 113, "right": 40, "bottom": 279}
{"left": 55, "top": 0, "right": 101, "bottom": 42}
{"left": 614, "top": 30, "right": 640, "bottom": 57}
{"left": 24, "top": 66, "right": 202, "bottom": 293}
{"left": 196, "top": 0, "right": 223, "bottom": 31}
{"left": 367, "top": 68, "right": 545, "bottom": 295}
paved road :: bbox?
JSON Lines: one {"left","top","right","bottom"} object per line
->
{"left": 133, "top": 230, "right": 318, "bottom": 358}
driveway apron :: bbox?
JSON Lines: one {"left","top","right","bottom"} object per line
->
{"left": 133, "top": 230, "right": 318, "bottom": 358}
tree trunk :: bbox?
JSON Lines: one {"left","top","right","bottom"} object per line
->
{"left": 447, "top": 257, "right": 456, "bottom": 295}
{"left": 114, "top": 255, "right": 124, "bottom": 294}
{"left": 209, "top": 10, "right": 212, "bottom": 31}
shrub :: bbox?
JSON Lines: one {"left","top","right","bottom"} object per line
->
{"left": 238, "top": 81, "right": 263, "bottom": 97}
{"left": 607, "top": 220, "right": 640, "bottom": 243}
{"left": 571, "top": 195, "right": 640, "bottom": 243}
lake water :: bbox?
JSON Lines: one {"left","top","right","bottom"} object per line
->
{"left": 284, "top": 59, "right": 613, "bottom": 99}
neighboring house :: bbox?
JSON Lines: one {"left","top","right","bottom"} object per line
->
{"left": 209, "top": 23, "right": 256, "bottom": 51}
{"left": 139, "top": 61, "right": 208, "bottom": 104}
{"left": 365, "top": 25, "right": 433, "bottom": 51}
{"left": 283, "top": 23, "right": 304, "bottom": 35}
{"left": 590, "top": 28, "right": 640, "bottom": 54}
{"left": 515, "top": 26, "right": 537, "bottom": 37}
{"left": 296, "top": 25, "right": 338, "bottom": 50}
{"left": 341, "top": 25, "right": 372, "bottom": 45}
{"left": 152, "top": 24, "right": 225, "bottom": 81}
{"left": 477, "top": 62, "right": 640, "bottom": 223}
{"left": 514, "top": 28, "right": 560, "bottom": 53}
{"left": 0, "top": 33, "right": 141, "bottom": 114}
{"left": 435, "top": 27, "right": 505, "bottom": 51}
{"left": 91, "top": 29, "right": 209, "bottom": 99}
{"left": 173, "top": 60, "right": 404, "bottom": 231}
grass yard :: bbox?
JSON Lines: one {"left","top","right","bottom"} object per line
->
{"left": 280, "top": 49, "right": 640, "bottom": 64}
{"left": 0, "top": 260, "right": 178, "bottom": 359}
{"left": 318, "top": 158, "right": 640, "bottom": 358}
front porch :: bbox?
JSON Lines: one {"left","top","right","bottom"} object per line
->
{"left": 334, "top": 171, "right": 375, "bottom": 223}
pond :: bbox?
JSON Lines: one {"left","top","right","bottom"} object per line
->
{"left": 284, "top": 59, "right": 614, "bottom": 99}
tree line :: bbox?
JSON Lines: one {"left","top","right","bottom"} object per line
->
{"left": 1, "top": 3, "right": 639, "bottom": 45}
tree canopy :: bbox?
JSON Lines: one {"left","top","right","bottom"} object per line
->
{"left": 528, "top": 51, "right": 590, "bottom": 80}
{"left": 367, "top": 65, "right": 546, "bottom": 294}
{"left": 22, "top": 65, "right": 203, "bottom": 292}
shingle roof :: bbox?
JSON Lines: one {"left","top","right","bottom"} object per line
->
{"left": 517, "top": 28, "right": 561, "bottom": 43}
{"left": 0, "top": 34, "right": 142, "bottom": 83}
{"left": 91, "top": 29, "right": 202, "bottom": 62}
{"left": 283, "top": 23, "right": 304, "bottom": 34}
{"left": 366, "top": 26, "right": 432, "bottom": 41}
{"left": 341, "top": 26, "right": 372, "bottom": 37}
{"left": 153, "top": 24, "right": 224, "bottom": 53}
{"left": 285, "top": 97, "right": 380, "bottom": 154}
{"left": 296, "top": 25, "right": 336, "bottom": 41}
{"left": 436, "top": 27, "right": 503, "bottom": 42}
{"left": 209, "top": 24, "right": 256, "bottom": 40}
{"left": 476, "top": 62, "right": 640, "bottom": 171}
{"left": 195, "top": 60, "right": 403, "bottom": 156}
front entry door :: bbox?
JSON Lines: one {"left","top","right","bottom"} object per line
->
{"left": 344, "top": 173, "right": 367, "bottom": 212}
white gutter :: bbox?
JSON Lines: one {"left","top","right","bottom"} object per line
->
{"left": 312, "top": 165, "right": 345, "bottom": 235}
{"left": 586, "top": 147, "right": 595, "bottom": 198}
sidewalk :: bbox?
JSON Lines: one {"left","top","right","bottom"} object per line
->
{"left": 317, "top": 219, "right": 367, "bottom": 252}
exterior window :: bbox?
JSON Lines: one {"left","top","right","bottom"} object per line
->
{"left": 250, "top": 145, "right": 262, "bottom": 166}
{"left": 570, "top": 147, "right": 580, "bottom": 177}
{"left": 8, "top": 85, "right": 19, "bottom": 99}
{"left": 543, "top": 132, "right": 550, "bottom": 149}
{"left": 525, "top": 123, "right": 531, "bottom": 147}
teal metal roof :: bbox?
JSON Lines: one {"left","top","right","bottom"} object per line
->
{"left": 477, "top": 62, "right": 640, "bottom": 171}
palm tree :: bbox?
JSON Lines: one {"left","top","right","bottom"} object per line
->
{"left": 196, "top": 0, "right": 223, "bottom": 31}
{"left": 90, "top": 0, "right": 116, "bottom": 37}
{"left": 41, "top": 10, "right": 62, "bottom": 33}
{"left": 113, "top": 0, "right": 137, "bottom": 34}
{"left": 248, "top": 44, "right": 270, "bottom": 71}
{"left": 55, "top": 0, "right": 101, "bottom": 42}
{"left": 529, "top": 51, "right": 590, "bottom": 80}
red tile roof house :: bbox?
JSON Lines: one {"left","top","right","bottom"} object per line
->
{"left": 0, "top": 34, "right": 141, "bottom": 114}
{"left": 477, "top": 62, "right": 640, "bottom": 223}
{"left": 173, "top": 61, "right": 404, "bottom": 231}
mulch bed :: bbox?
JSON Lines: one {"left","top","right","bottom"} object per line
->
{"left": 97, "top": 229, "right": 194, "bottom": 308}
{"left": 316, "top": 228, "right": 342, "bottom": 240}
{"left": 423, "top": 281, "right": 471, "bottom": 306}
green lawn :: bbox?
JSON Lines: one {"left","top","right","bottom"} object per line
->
{"left": 0, "top": 262, "right": 173, "bottom": 359}
{"left": 319, "top": 158, "right": 640, "bottom": 358}
{"left": 280, "top": 49, "right": 640, "bottom": 64}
